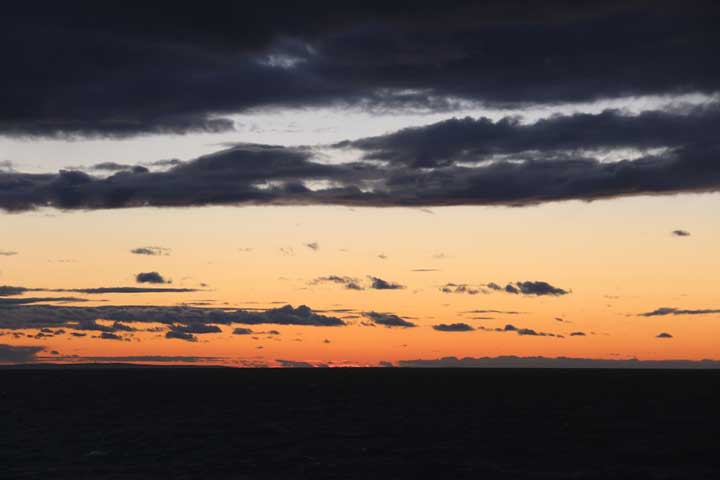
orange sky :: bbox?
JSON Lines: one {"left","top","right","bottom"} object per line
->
{"left": 2, "top": 193, "right": 719, "bottom": 366}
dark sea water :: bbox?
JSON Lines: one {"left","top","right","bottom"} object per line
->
{"left": 3, "top": 367, "right": 719, "bottom": 479}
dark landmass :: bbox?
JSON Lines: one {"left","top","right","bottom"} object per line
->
{"left": 3, "top": 368, "right": 720, "bottom": 479}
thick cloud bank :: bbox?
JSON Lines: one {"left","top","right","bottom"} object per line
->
{"left": 1, "top": 2, "right": 718, "bottom": 137}
{"left": 2, "top": 103, "right": 720, "bottom": 211}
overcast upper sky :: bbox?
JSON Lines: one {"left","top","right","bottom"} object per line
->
{"left": 1, "top": 1, "right": 718, "bottom": 366}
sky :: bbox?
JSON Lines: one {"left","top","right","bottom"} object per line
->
{"left": 1, "top": 1, "right": 719, "bottom": 367}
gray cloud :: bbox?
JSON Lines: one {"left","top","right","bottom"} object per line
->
{"left": 130, "top": 246, "right": 170, "bottom": 256}
{"left": 0, "top": 344, "right": 44, "bottom": 363}
{"left": 502, "top": 281, "right": 570, "bottom": 296}
{"left": 312, "top": 276, "right": 364, "bottom": 290}
{"left": 672, "top": 230, "right": 691, "bottom": 237}
{"left": 0, "top": 286, "right": 26, "bottom": 297}
{"left": 363, "top": 311, "right": 416, "bottom": 328}
{"left": 440, "top": 283, "right": 480, "bottom": 295}
{"left": 657, "top": 332, "right": 674, "bottom": 338}
{"left": 0, "top": 250, "right": 18, "bottom": 256}
{"left": 340, "top": 105, "right": 720, "bottom": 168}
{"left": 368, "top": 276, "right": 405, "bottom": 290}
{"left": 477, "top": 324, "right": 564, "bottom": 338}
{"left": 99, "top": 332, "right": 123, "bottom": 340}
{"left": 432, "top": 323, "right": 474, "bottom": 332}
{"left": 169, "top": 323, "right": 222, "bottom": 335}
{"left": 136, "top": 272, "right": 171, "bottom": 284}
{"left": 165, "top": 330, "right": 197, "bottom": 342}
{"left": 232, "top": 327, "right": 254, "bottom": 335}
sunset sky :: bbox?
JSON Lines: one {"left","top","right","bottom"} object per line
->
{"left": 1, "top": 2, "right": 719, "bottom": 367}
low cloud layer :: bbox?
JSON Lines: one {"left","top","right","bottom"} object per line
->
{"left": 0, "top": 344, "right": 44, "bottom": 363}
{"left": 397, "top": 356, "right": 720, "bottom": 369}
{"left": 0, "top": 303, "right": 346, "bottom": 331}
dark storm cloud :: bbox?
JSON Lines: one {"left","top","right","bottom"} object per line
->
{"left": 136, "top": 272, "right": 170, "bottom": 284}
{"left": 0, "top": 2, "right": 718, "bottom": 137}
{"left": 639, "top": 307, "right": 720, "bottom": 317}
{"left": 0, "top": 303, "right": 345, "bottom": 330}
{"left": 432, "top": 323, "right": 474, "bottom": 332}
{"left": 657, "top": 332, "right": 674, "bottom": 338}
{"left": 569, "top": 331, "right": 587, "bottom": 336}
{"left": 363, "top": 311, "right": 416, "bottom": 328}
{"left": 397, "top": 356, "right": 720, "bottom": 368}
{"left": 130, "top": 246, "right": 171, "bottom": 256}
{"left": 340, "top": 105, "right": 720, "bottom": 168}
{"left": 368, "top": 276, "right": 405, "bottom": 290}
{"left": 0, "top": 344, "right": 44, "bottom": 363}
{"left": 672, "top": 230, "right": 691, "bottom": 237}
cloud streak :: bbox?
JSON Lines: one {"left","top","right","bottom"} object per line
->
{"left": 0, "top": 304, "right": 346, "bottom": 332}
{"left": 639, "top": 307, "right": 720, "bottom": 317}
